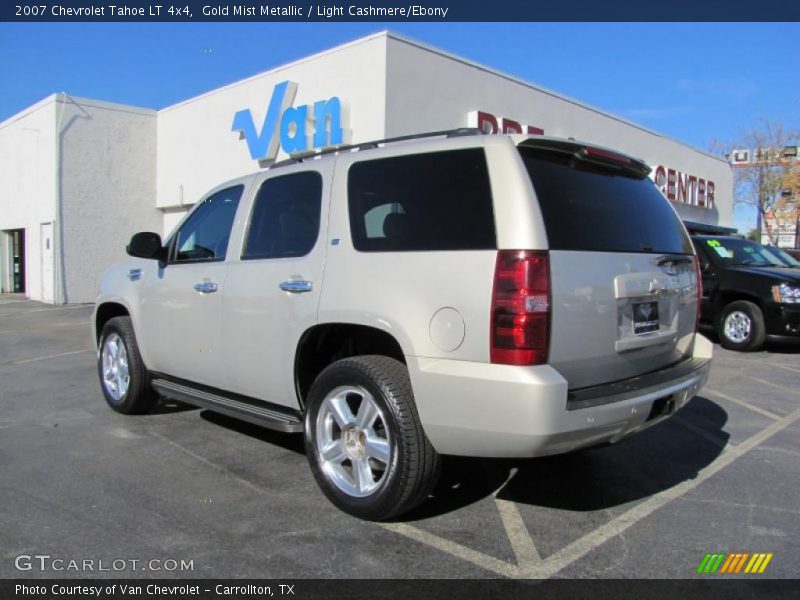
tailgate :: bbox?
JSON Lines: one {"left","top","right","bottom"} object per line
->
{"left": 549, "top": 250, "right": 698, "bottom": 389}
{"left": 517, "top": 139, "right": 699, "bottom": 389}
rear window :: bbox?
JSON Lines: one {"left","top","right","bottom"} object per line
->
{"left": 348, "top": 149, "right": 496, "bottom": 252}
{"left": 520, "top": 149, "right": 692, "bottom": 254}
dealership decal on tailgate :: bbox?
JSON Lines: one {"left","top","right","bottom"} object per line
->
{"left": 633, "top": 301, "right": 660, "bottom": 334}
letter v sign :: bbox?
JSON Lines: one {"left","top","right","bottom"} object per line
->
{"left": 231, "top": 81, "right": 298, "bottom": 166}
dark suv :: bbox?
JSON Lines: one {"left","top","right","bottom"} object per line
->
{"left": 692, "top": 235, "right": 800, "bottom": 351}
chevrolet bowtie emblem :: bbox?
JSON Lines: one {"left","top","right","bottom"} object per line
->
{"left": 649, "top": 279, "right": 662, "bottom": 294}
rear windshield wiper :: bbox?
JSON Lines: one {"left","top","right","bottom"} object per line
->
{"left": 657, "top": 254, "right": 694, "bottom": 266}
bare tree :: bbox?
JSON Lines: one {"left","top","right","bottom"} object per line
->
{"left": 718, "top": 119, "right": 799, "bottom": 245}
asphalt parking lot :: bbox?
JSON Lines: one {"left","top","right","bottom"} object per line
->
{"left": 1, "top": 298, "right": 798, "bottom": 579}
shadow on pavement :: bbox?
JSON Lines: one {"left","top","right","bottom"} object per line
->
{"left": 199, "top": 409, "right": 306, "bottom": 455}
{"left": 402, "top": 395, "right": 729, "bottom": 520}
{"left": 146, "top": 396, "right": 199, "bottom": 415}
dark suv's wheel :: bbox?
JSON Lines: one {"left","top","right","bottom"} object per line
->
{"left": 717, "top": 300, "right": 766, "bottom": 352}
{"left": 98, "top": 316, "right": 156, "bottom": 414}
{"left": 304, "top": 355, "right": 440, "bottom": 521}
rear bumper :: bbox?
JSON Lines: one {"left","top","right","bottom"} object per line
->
{"left": 408, "top": 334, "right": 713, "bottom": 458}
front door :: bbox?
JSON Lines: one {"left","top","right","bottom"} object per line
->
{"left": 137, "top": 184, "right": 245, "bottom": 386}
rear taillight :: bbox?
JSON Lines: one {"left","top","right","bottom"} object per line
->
{"left": 694, "top": 255, "right": 703, "bottom": 332}
{"left": 491, "top": 250, "right": 550, "bottom": 365}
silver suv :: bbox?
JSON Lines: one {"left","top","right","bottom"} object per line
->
{"left": 93, "top": 131, "right": 712, "bottom": 520}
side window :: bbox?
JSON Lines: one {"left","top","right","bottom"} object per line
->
{"left": 347, "top": 148, "right": 496, "bottom": 252}
{"left": 243, "top": 171, "right": 323, "bottom": 260}
{"left": 172, "top": 185, "right": 243, "bottom": 263}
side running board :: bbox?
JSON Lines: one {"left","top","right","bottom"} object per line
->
{"left": 151, "top": 377, "right": 303, "bottom": 433}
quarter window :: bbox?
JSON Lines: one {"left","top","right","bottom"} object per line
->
{"left": 243, "top": 172, "right": 323, "bottom": 260}
{"left": 348, "top": 149, "right": 496, "bottom": 252}
{"left": 172, "top": 185, "right": 243, "bottom": 262}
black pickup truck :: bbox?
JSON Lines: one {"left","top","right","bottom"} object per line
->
{"left": 692, "top": 235, "right": 800, "bottom": 351}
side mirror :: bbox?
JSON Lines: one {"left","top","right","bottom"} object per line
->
{"left": 127, "top": 232, "right": 164, "bottom": 260}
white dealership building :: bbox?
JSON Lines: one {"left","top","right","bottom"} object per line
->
{"left": 0, "top": 31, "right": 733, "bottom": 304}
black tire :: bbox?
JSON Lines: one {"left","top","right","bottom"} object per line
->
{"left": 97, "top": 316, "right": 156, "bottom": 414}
{"left": 304, "top": 355, "right": 440, "bottom": 521}
{"left": 717, "top": 300, "right": 766, "bottom": 352}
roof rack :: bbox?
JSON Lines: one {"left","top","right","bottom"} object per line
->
{"left": 269, "top": 127, "right": 482, "bottom": 169}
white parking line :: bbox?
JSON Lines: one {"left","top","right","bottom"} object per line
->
{"left": 746, "top": 376, "right": 800, "bottom": 397}
{"left": 530, "top": 407, "right": 800, "bottom": 578}
{"left": 380, "top": 406, "right": 800, "bottom": 579}
{"left": 718, "top": 356, "right": 800, "bottom": 375}
{"left": 495, "top": 496, "right": 541, "bottom": 565}
{"left": 379, "top": 521, "right": 520, "bottom": 578}
{"left": 703, "top": 387, "right": 782, "bottom": 421}
{"left": 11, "top": 349, "right": 93, "bottom": 365}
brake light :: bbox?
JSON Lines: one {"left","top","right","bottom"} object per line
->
{"left": 580, "top": 146, "right": 632, "bottom": 165}
{"left": 491, "top": 250, "right": 550, "bottom": 365}
{"left": 694, "top": 255, "right": 703, "bottom": 332}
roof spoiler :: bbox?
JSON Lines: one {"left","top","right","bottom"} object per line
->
{"left": 518, "top": 137, "right": 651, "bottom": 178}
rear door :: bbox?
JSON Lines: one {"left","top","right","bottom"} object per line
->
{"left": 219, "top": 165, "right": 331, "bottom": 408}
{"left": 519, "top": 142, "right": 699, "bottom": 389}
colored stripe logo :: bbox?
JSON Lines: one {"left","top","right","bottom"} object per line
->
{"left": 697, "top": 552, "right": 773, "bottom": 574}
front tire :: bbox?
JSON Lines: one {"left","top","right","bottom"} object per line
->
{"left": 98, "top": 316, "right": 155, "bottom": 414}
{"left": 304, "top": 356, "right": 440, "bottom": 521}
{"left": 717, "top": 300, "right": 766, "bottom": 351}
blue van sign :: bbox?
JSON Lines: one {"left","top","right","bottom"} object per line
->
{"left": 232, "top": 81, "right": 345, "bottom": 166}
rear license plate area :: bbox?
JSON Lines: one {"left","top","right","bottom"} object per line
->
{"left": 633, "top": 300, "right": 659, "bottom": 335}
{"left": 647, "top": 395, "right": 675, "bottom": 421}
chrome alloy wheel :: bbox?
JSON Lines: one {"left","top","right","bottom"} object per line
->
{"left": 724, "top": 310, "right": 752, "bottom": 343}
{"left": 315, "top": 385, "right": 392, "bottom": 498}
{"left": 101, "top": 332, "right": 130, "bottom": 401}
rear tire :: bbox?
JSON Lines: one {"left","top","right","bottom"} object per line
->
{"left": 717, "top": 300, "right": 766, "bottom": 352}
{"left": 304, "top": 355, "right": 440, "bottom": 521}
{"left": 98, "top": 316, "right": 156, "bottom": 414}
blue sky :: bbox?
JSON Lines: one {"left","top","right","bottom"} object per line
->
{"left": 1, "top": 22, "right": 798, "bottom": 231}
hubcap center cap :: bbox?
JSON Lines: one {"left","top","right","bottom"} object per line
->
{"left": 342, "top": 426, "right": 367, "bottom": 459}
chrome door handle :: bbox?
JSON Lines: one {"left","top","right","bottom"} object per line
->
{"left": 279, "top": 280, "right": 313, "bottom": 293}
{"left": 193, "top": 282, "right": 218, "bottom": 294}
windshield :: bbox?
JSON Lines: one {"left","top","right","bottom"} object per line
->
{"left": 700, "top": 237, "right": 786, "bottom": 268}
{"left": 763, "top": 245, "right": 800, "bottom": 267}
